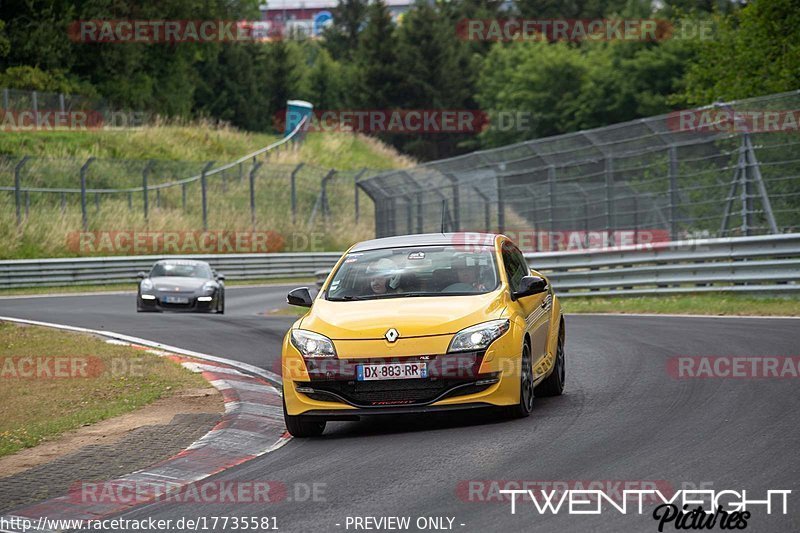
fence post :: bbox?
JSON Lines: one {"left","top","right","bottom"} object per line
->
{"left": 405, "top": 196, "right": 413, "bottom": 234}
{"left": 14, "top": 156, "right": 29, "bottom": 227}
{"left": 31, "top": 91, "right": 38, "bottom": 124}
{"left": 668, "top": 147, "right": 679, "bottom": 241}
{"left": 443, "top": 173, "right": 461, "bottom": 231}
{"left": 291, "top": 163, "right": 304, "bottom": 225}
{"left": 354, "top": 168, "right": 367, "bottom": 223}
{"left": 548, "top": 165, "right": 556, "bottom": 251}
{"left": 2, "top": 88, "right": 8, "bottom": 111}
{"left": 496, "top": 175, "right": 505, "bottom": 233}
{"left": 744, "top": 133, "right": 778, "bottom": 234}
{"left": 59, "top": 93, "right": 66, "bottom": 114}
{"left": 201, "top": 161, "right": 214, "bottom": 231}
{"left": 249, "top": 161, "right": 263, "bottom": 230}
{"left": 156, "top": 188, "right": 160, "bottom": 208}
{"left": 321, "top": 169, "right": 336, "bottom": 220}
{"left": 128, "top": 192, "right": 133, "bottom": 210}
{"left": 80, "top": 157, "right": 94, "bottom": 231}
{"left": 181, "top": 183, "right": 187, "bottom": 210}
{"left": 605, "top": 156, "right": 614, "bottom": 246}
{"left": 471, "top": 186, "right": 490, "bottom": 230}
{"left": 142, "top": 160, "right": 153, "bottom": 221}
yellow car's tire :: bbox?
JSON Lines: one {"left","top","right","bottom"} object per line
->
{"left": 506, "top": 343, "right": 534, "bottom": 418}
{"left": 536, "top": 332, "right": 565, "bottom": 397}
{"left": 282, "top": 390, "right": 326, "bottom": 438}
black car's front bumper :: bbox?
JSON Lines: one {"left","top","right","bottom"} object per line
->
{"left": 138, "top": 292, "right": 219, "bottom": 312}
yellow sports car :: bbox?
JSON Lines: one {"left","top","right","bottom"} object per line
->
{"left": 281, "top": 233, "right": 565, "bottom": 437}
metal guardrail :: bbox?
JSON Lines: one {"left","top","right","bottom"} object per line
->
{"left": 359, "top": 90, "right": 800, "bottom": 244}
{"left": 1, "top": 234, "right": 798, "bottom": 294}
{"left": 0, "top": 253, "right": 341, "bottom": 289}
{"left": 528, "top": 233, "right": 800, "bottom": 297}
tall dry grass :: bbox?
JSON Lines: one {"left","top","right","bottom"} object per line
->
{"left": 0, "top": 130, "right": 413, "bottom": 258}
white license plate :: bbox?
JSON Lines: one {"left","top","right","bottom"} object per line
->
{"left": 357, "top": 362, "right": 428, "bottom": 381}
{"left": 164, "top": 296, "right": 189, "bottom": 304}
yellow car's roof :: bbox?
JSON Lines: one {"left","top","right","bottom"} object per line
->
{"left": 350, "top": 232, "right": 501, "bottom": 252}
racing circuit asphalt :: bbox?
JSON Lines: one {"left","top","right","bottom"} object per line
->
{"left": 1, "top": 287, "right": 799, "bottom": 532}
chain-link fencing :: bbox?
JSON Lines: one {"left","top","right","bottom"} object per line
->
{"left": 358, "top": 90, "right": 800, "bottom": 250}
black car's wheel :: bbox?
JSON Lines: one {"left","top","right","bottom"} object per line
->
{"left": 536, "top": 330, "right": 565, "bottom": 397}
{"left": 507, "top": 342, "right": 534, "bottom": 418}
{"left": 282, "top": 390, "right": 325, "bottom": 438}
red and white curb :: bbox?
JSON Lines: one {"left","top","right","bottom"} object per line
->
{"left": 0, "top": 316, "right": 288, "bottom": 532}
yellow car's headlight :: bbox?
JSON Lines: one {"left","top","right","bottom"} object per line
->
{"left": 448, "top": 319, "right": 509, "bottom": 353}
{"left": 291, "top": 329, "right": 337, "bottom": 358}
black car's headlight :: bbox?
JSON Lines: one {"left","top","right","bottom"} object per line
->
{"left": 290, "top": 329, "right": 337, "bottom": 358}
{"left": 202, "top": 281, "right": 217, "bottom": 294}
{"left": 448, "top": 319, "right": 510, "bottom": 353}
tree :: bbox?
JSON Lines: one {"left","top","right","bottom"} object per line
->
{"left": 681, "top": 0, "right": 800, "bottom": 104}
{"left": 302, "top": 45, "right": 346, "bottom": 111}
{"left": 476, "top": 41, "right": 592, "bottom": 146}
{"left": 514, "top": 0, "right": 629, "bottom": 18}
{"left": 352, "top": 0, "right": 401, "bottom": 109}
{"left": 394, "top": 1, "right": 477, "bottom": 159}
{"left": 322, "top": 0, "right": 369, "bottom": 60}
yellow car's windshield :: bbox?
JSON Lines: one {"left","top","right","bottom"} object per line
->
{"left": 326, "top": 245, "right": 499, "bottom": 301}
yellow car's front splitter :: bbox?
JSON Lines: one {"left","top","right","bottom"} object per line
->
{"left": 282, "top": 330, "right": 527, "bottom": 417}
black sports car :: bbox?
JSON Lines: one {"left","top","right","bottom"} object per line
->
{"left": 136, "top": 259, "right": 225, "bottom": 313}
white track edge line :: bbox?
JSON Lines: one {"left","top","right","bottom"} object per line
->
{"left": 0, "top": 315, "right": 283, "bottom": 387}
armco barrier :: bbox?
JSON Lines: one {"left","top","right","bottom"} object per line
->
{"left": 529, "top": 233, "right": 800, "bottom": 297}
{"left": 0, "top": 253, "right": 341, "bottom": 289}
{"left": 1, "top": 234, "right": 798, "bottom": 295}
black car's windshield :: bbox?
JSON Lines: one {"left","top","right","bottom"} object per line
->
{"left": 150, "top": 262, "right": 213, "bottom": 279}
{"left": 326, "top": 245, "right": 498, "bottom": 301}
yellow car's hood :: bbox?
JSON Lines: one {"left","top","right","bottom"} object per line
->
{"left": 300, "top": 291, "right": 507, "bottom": 340}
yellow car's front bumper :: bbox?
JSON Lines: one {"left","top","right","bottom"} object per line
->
{"left": 282, "top": 327, "right": 527, "bottom": 417}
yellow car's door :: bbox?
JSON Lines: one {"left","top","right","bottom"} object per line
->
{"left": 501, "top": 242, "right": 551, "bottom": 378}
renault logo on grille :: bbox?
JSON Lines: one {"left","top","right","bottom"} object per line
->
{"left": 385, "top": 328, "right": 399, "bottom": 343}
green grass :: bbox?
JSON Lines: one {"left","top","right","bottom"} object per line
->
{"left": 0, "top": 321, "right": 208, "bottom": 457}
{"left": 0, "top": 124, "right": 280, "bottom": 161}
{"left": 562, "top": 294, "right": 800, "bottom": 316}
